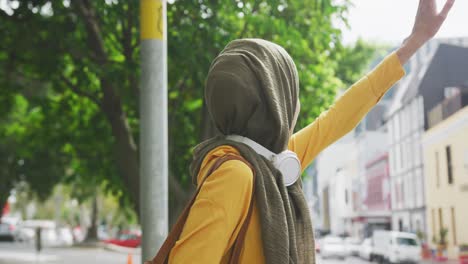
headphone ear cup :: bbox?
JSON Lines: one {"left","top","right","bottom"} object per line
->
{"left": 273, "top": 151, "right": 301, "bottom": 186}
{"left": 225, "top": 135, "right": 301, "bottom": 186}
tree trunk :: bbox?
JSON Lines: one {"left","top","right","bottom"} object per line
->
{"left": 0, "top": 183, "right": 13, "bottom": 217}
{"left": 165, "top": 104, "right": 216, "bottom": 227}
{"left": 165, "top": 102, "right": 216, "bottom": 227}
{"left": 100, "top": 81, "right": 140, "bottom": 217}
{"left": 75, "top": 1, "right": 207, "bottom": 222}
{"left": 85, "top": 195, "right": 99, "bottom": 242}
{"left": 74, "top": 1, "right": 141, "bottom": 217}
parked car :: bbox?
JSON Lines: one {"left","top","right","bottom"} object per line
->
{"left": 372, "top": 230, "right": 421, "bottom": 264}
{"left": 97, "top": 225, "right": 110, "bottom": 240}
{"left": 359, "top": 238, "right": 374, "bottom": 261}
{"left": 345, "top": 237, "right": 361, "bottom": 256}
{"left": 103, "top": 231, "right": 141, "bottom": 248}
{"left": 72, "top": 226, "right": 85, "bottom": 243}
{"left": 14, "top": 225, "right": 35, "bottom": 242}
{"left": 56, "top": 227, "right": 74, "bottom": 246}
{"left": 0, "top": 216, "right": 20, "bottom": 241}
{"left": 17, "top": 220, "right": 73, "bottom": 247}
{"left": 320, "top": 236, "right": 347, "bottom": 260}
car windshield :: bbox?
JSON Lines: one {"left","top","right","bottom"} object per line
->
{"left": 397, "top": 237, "right": 418, "bottom": 246}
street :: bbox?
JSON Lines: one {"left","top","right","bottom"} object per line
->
{"left": 0, "top": 242, "right": 373, "bottom": 264}
{"left": 0, "top": 242, "right": 455, "bottom": 264}
{"left": 0, "top": 241, "right": 367, "bottom": 264}
{"left": 316, "top": 256, "right": 373, "bottom": 264}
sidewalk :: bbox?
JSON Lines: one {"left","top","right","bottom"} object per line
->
{"left": 0, "top": 242, "right": 141, "bottom": 264}
{"left": 422, "top": 259, "right": 459, "bottom": 264}
{"left": 0, "top": 252, "right": 59, "bottom": 264}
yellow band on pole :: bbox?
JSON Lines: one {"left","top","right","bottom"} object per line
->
{"left": 141, "top": 0, "right": 163, "bottom": 40}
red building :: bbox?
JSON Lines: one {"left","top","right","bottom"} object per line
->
{"left": 365, "top": 153, "right": 391, "bottom": 211}
{"left": 355, "top": 153, "right": 392, "bottom": 237}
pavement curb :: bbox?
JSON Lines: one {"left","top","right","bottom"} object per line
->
{"left": 103, "top": 243, "right": 141, "bottom": 255}
{"left": 73, "top": 241, "right": 105, "bottom": 248}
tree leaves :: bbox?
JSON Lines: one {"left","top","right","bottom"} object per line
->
{"left": 0, "top": 0, "right": 377, "bottom": 219}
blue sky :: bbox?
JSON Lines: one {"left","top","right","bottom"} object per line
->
{"left": 341, "top": 0, "right": 468, "bottom": 44}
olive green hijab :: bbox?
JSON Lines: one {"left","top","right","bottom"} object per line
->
{"left": 190, "top": 39, "right": 315, "bottom": 264}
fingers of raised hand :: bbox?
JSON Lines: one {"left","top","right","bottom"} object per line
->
{"left": 439, "top": 0, "right": 455, "bottom": 19}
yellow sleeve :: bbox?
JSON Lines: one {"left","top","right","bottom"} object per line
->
{"left": 289, "top": 52, "right": 405, "bottom": 170}
{"left": 168, "top": 160, "right": 253, "bottom": 264}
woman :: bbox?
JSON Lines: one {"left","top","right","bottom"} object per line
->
{"left": 166, "top": 1, "right": 455, "bottom": 263}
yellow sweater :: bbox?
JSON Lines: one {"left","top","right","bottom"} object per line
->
{"left": 169, "top": 52, "right": 405, "bottom": 263}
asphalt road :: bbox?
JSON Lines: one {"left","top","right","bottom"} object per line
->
{"left": 0, "top": 241, "right": 372, "bottom": 264}
{"left": 0, "top": 241, "right": 453, "bottom": 264}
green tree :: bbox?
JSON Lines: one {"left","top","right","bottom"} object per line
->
{"left": 334, "top": 39, "right": 388, "bottom": 87}
{"left": 0, "top": 0, "right": 377, "bottom": 221}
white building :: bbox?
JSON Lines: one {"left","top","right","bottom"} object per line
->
{"left": 302, "top": 162, "right": 320, "bottom": 230}
{"left": 386, "top": 38, "right": 468, "bottom": 234}
{"left": 315, "top": 58, "right": 399, "bottom": 237}
{"left": 315, "top": 134, "right": 356, "bottom": 235}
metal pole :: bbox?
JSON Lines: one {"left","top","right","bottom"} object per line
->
{"left": 140, "top": 0, "right": 168, "bottom": 262}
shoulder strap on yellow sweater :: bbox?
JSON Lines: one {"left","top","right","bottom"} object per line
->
{"left": 146, "top": 154, "right": 256, "bottom": 264}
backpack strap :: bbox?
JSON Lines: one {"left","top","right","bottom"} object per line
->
{"left": 147, "top": 154, "right": 256, "bottom": 264}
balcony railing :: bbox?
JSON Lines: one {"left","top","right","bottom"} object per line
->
{"left": 428, "top": 89, "right": 468, "bottom": 129}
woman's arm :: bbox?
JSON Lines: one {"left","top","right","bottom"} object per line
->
{"left": 289, "top": 52, "right": 404, "bottom": 169}
{"left": 289, "top": 0, "right": 455, "bottom": 169}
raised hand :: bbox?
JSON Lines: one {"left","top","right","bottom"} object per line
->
{"left": 397, "top": 0, "right": 455, "bottom": 64}
{"left": 411, "top": 0, "right": 455, "bottom": 42}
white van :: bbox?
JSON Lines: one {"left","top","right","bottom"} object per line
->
{"left": 372, "top": 230, "right": 421, "bottom": 264}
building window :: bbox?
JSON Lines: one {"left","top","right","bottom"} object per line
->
{"left": 465, "top": 149, "right": 468, "bottom": 176}
{"left": 435, "top": 151, "right": 440, "bottom": 188}
{"left": 415, "top": 138, "right": 421, "bottom": 166}
{"left": 412, "top": 100, "right": 418, "bottom": 132}
{"left": 446, "top": 146, "right": 453, "bottom": 184}
{"left": 413, "top": 172, "right": 417, "bottom": 207}
{"left": 399, "top": 219, "right": 403, "bottom": 232}
{"left": 418, "top": 96, "right": 425, "bottom": 128}
{"left": 400, "top": 181, "right": 405, "bottom": 207}
{"left": 438, "top": 208, "right": 444, "bottom": 233}
{"left": 393, "top": 180, "right": 400, "bottom": 209}
{"left": 432, "top": 209, "right": 436, "bottom": 241}
{"left": 390, "top": 149, "right": 394, "bottom": 175}
{"left": 451, "top": 207, "right": 457, "bottom": 245}
{"left": 400, "top": 143, "right": 405, "bottom": 170}
{"left": 345, "top": 189, "right": 349, "bottom": 205}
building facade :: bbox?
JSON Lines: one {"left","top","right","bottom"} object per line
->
{"left": 386, "top": 38, "right": 468, "bottom": 235}
{"left": 314, "top": 38, "right": 468, "bottom": 241}
{"left": 422, "top": 91, "right": 468, "bottom": 259}
{"left": 387, "top": 95, "right": 426, "bottom": 233}
{"left": 302, "top": 161, "right": 321, "bottom": 231}
{"left": 351, "top": 128, "right": 391, "bottom": 238}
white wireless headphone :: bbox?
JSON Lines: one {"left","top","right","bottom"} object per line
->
{"left": 226, "top": 135, "right": 301, "bottom": 186}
